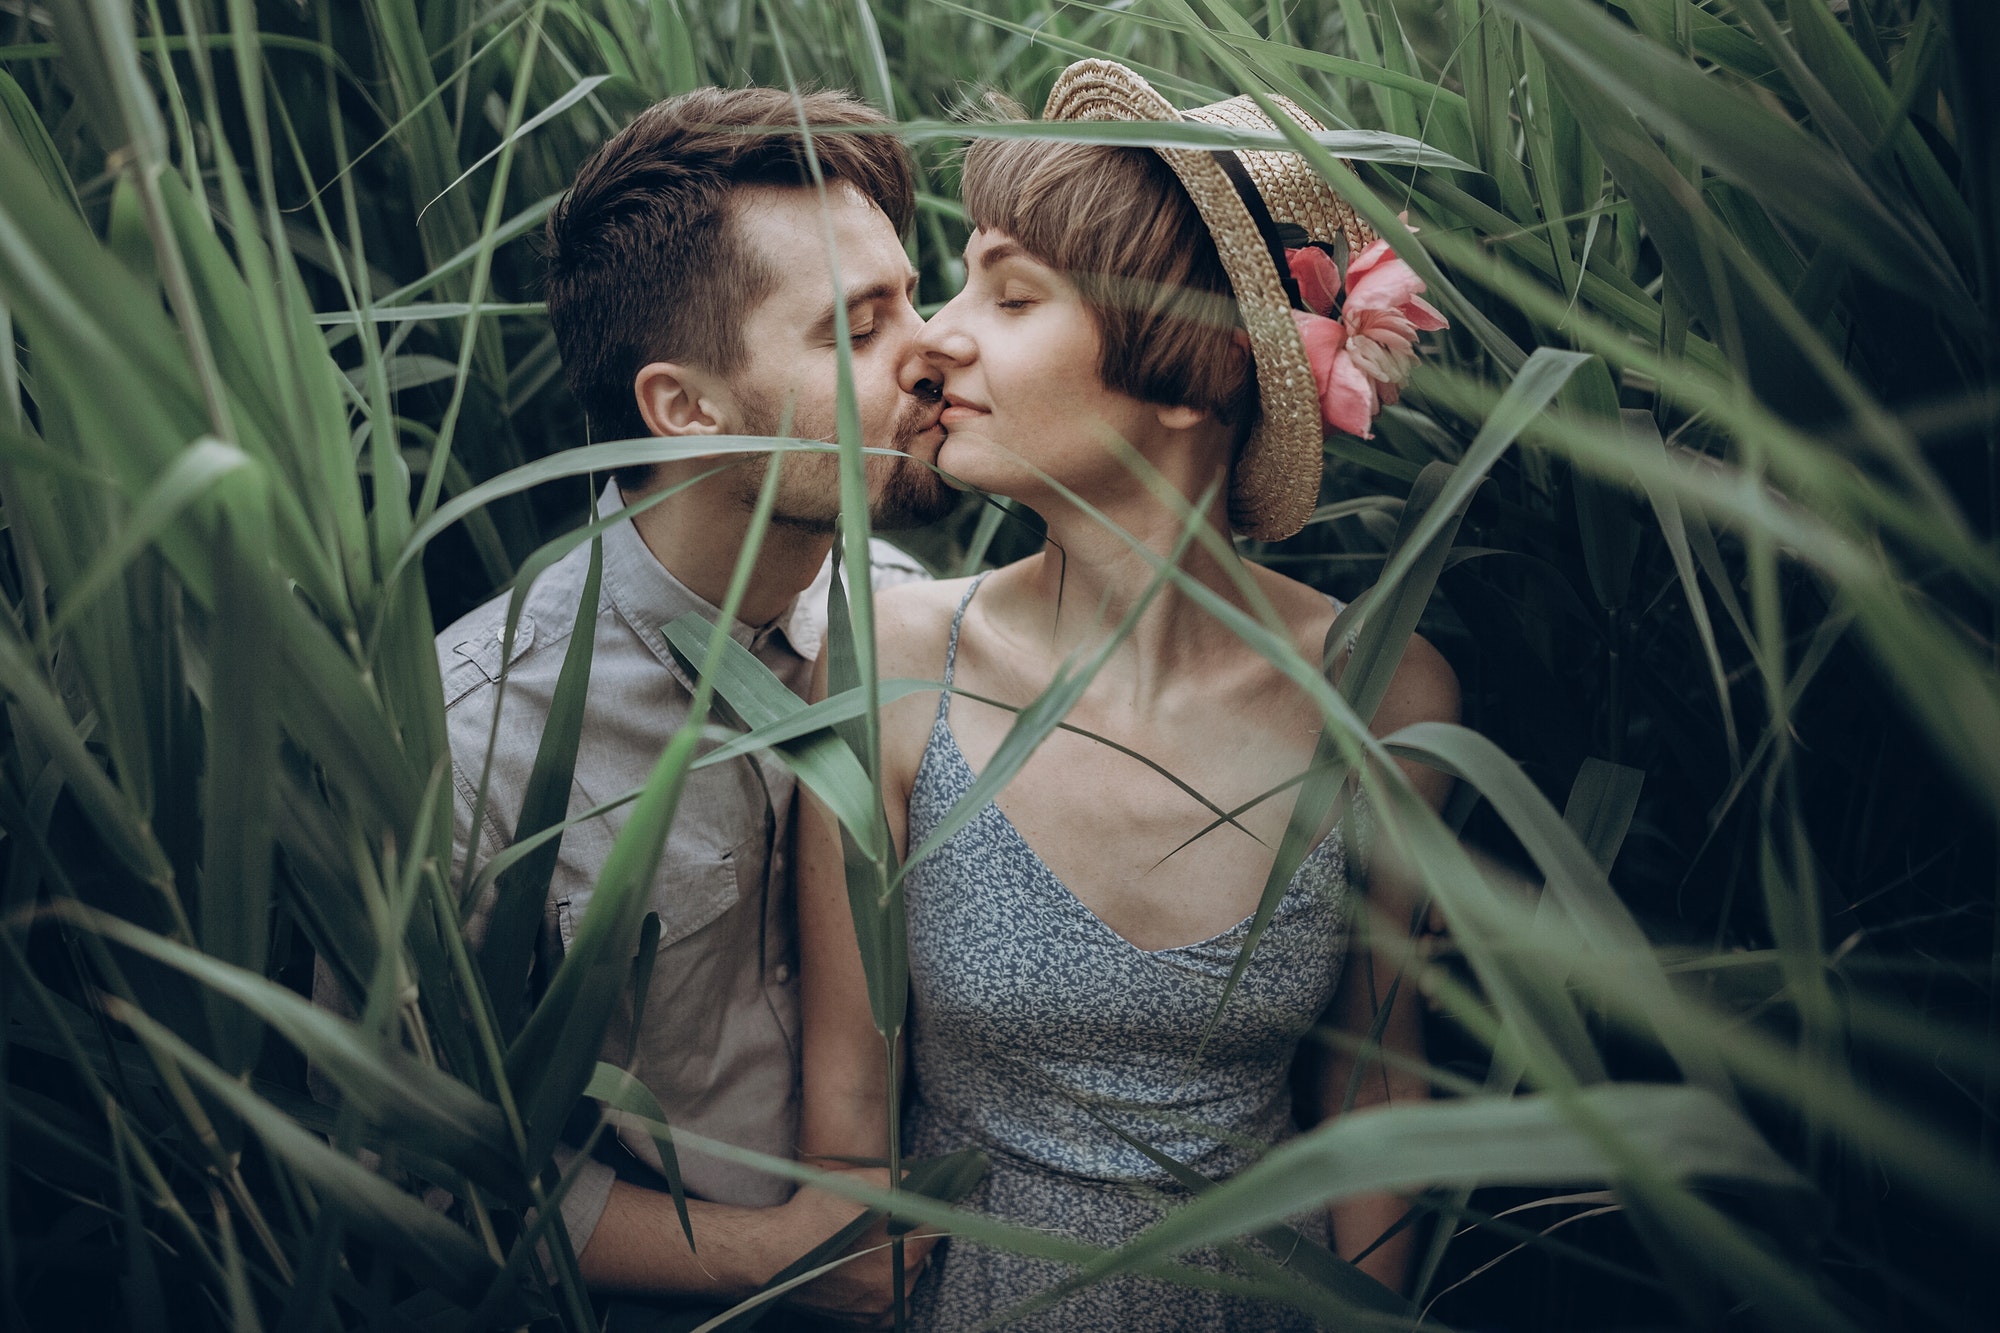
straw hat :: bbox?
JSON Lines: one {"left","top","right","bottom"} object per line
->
{"left": 1043, "top": 59, "right": 1376, "bottom": 541}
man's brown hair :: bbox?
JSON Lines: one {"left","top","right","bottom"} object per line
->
{"left": 544, "top": 87, "right": 915, "bottom": 486}
{"left": 958, "top": 129, "right": 1255, "bottom": 433}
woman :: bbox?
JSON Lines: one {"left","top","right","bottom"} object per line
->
{"left": 797, "top": 60, "right": 1458, "bottom": 1331}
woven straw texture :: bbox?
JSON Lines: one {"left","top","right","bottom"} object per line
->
{"left": 1043, "top": 60, "right": 1377, "bottom": 540}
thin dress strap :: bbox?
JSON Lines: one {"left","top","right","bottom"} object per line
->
{"left": 936, "top": 573, "right": 988, "bottom": 723}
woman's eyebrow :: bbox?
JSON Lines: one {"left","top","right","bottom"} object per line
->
{"left": 968, "top": 239, "right": 1027, "bottom": 271}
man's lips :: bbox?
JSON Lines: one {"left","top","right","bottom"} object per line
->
{"left": 905, "top": 401, "right": 946, "bottom": 438}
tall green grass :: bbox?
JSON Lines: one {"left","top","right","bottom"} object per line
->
{"left": 1, "top": 2, "right": 1994, "bottom": 1330}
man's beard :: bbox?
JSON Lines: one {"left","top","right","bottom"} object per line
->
{"left": 871, "top": 396, "right": 957, "bottom": 530}
{"left": 733, "top": 392, "right": 956, "bottom": 533}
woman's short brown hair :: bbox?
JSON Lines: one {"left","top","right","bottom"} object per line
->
{"left": 959, "top": 129, "right": 1255, "bottom": 432}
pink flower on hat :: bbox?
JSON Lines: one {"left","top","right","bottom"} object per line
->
{"left": 1283, "top": 225, "right": 1448, "bottom": 438}
{"left": 1292, "top": 311, "right": 1378, "bottom": 438}
{"left": 1345, "top": 235, "right": 1449, "bottom": 332}
{"left": 1286, "top": 245, "right": 1342, "bottom": 318}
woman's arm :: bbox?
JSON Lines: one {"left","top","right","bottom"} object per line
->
{"left": 1318, "top": 905, "right": 1432, "bottom": 1291}
{"left": 1317, "top": 632, "right": 1460, "bottom": 1293}
{"left": 796, "top": 645, "right": 902, "bottom": 1165}
{"left": 798, "top": 581, "right": 957, "bottom": 1163}
{"left": 787, "top": 633, "right": 944, "bottom": 1323}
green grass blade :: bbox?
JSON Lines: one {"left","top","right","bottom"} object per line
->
{"left": 0, "top": 619, "right": 172, "bottom": 888}
{"left": 507, "top": 448, "right": 784, "bottom": 1172}
{"left": 894, "top": 485, "right": 1214, "bottom": 879}
{"left": 1622, "top": 407, "right": 1740, "bottom": 762}
{"left": 1387, "top": 719, "right": 1736, "bottom": 1100}
{"left": 1496, "top": 0, "right": 1973, "bottom": 320}
{"left": 108, "top": 1105, "right": 170, "bottom": 1333}
{"left": 105, "top": 998, "right": 503, "bottom": 1307}
{"left": 584, "top": 1063, "right": 696, "bottom": 1256}
{"left": 1064, "top": 1096, "right": 1414, "bottom": 1321}
{"left": 415, "top": 74, "right": 610, "bottom": 227}
{"left": 480, "top": 532, "right": 603, "bottom": 1038}
{"left": 0, "top": 69, "right": 82, "bottom": 218}
{"left": 199, "top": 493, "right": 281, "bottom": 1076}
{"left": 881, "top": 113, "right": 1479, "bottom": 171}
{"left": 1563, "top": 757, "right": 1643, "bottom": 872}
{"left": 502, "top": 720, "right": 701, "bottom": 1169}
{"left": 53, "top": 903, "right": 522, "bottom": 1194}
{"left": 1062, "top": 1082, "right": 1808, "bottom": 1288}
{"left": 38, "top": 438, "right": 248, "bottom": 644}
{"left": 393, "top": 435, "right": 830, "bottom": 579}
{"left": 1208, "top": 350, "right": 1590, "bottom": 1033}
{"left": 647, "top": 0, "right": 701, "bottom": 94}
{"left": 659, "top": 612, "right": 883, "bottom": 837}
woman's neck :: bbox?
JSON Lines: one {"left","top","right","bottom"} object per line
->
{"left": 1016, "top": 484, "right": 1272, "bottom": 690}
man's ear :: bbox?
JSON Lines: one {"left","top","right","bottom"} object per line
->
{"left": 1154, "top": 402, "right": 1211, "bottom": 431}
{"left": 634, "top": 361, "right": 734, "bottom": 437}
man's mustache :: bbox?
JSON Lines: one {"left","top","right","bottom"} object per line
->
{"left": 895, "top": 384, "right": 946, "bottom": 445}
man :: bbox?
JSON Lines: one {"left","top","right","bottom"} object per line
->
{"left": 438, "top": 87, "right": 953, "bottom": 1320}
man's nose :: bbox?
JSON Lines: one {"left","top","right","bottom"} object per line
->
{"left": 895, "top": 336, "right": 943, "bottom": 401}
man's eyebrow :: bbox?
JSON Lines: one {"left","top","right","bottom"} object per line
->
{"left": 805, "top": 274, "right": 919, "bottom": 338}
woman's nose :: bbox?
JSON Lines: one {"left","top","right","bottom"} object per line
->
{"left": 900, "top": 295, "right": 975, "bottom": 397}
{"left": 915, "top": 293, "right": 977, "bottom": 368}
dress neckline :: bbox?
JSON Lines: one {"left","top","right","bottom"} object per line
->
{"left": 927, "top": 714, "right": 1341, "bottom": 957}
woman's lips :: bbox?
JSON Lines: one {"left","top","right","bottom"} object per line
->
{"left": 939, "top": 403, "right": 988, "bottom": 425}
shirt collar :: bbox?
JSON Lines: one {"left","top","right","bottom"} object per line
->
{"left": 597, "top": 480, "right": 808, "bottom": 688}
{"left": 783, "top": 548, "right": 838, "bottom": 663}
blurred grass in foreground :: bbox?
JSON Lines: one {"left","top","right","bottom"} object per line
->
{"left": 1, "top": 1, "right": 1996, "bottom": 1330}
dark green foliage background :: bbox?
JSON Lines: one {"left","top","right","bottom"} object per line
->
{"left": 2, "top": 2, "right": 1996, "bottom": 1331}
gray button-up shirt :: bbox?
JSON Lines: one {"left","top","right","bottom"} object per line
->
{"left": 437, "top": 483, "right": 926, "bottom": 1252}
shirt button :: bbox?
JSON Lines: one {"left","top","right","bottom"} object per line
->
{"left": 772, "top": 963, "right": 793, "bottom": 984}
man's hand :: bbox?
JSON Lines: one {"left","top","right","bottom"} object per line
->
{"left": 777, "top": 1168, "right": 940, "bottom": 1328}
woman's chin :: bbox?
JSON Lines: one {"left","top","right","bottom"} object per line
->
{"left": 937, "top": 434, "right": 1038, "bottom": 503}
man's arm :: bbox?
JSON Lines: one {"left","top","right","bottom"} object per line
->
{"left": 436, "top": 621, "right": 926, "bottom": 1321}
{"left": 453, "top": 809, "right": 902, "bottom": 1314}
{"left": 576, "top": 1175, "right": 876, "bottom": 1297}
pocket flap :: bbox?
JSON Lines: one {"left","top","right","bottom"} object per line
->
{"left": 555, "top": 841, "right": 745, "bottom": 956}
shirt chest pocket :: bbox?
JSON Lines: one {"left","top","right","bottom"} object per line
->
{"left": 555, "top": 836, "right": 752, "bottom": 956}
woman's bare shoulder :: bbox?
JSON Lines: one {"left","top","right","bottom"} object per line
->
{"left": 1373, "top": 630, "right": 1461, "bottom": 733}
{"left": 1248, "top": 562, "right": 1350, "bottom": 661}
{"left": 873, "top": 575, "right": 982, "bottom": 676}
{"left": 1249, "top": 562, "right": 1459, "bottom": 730}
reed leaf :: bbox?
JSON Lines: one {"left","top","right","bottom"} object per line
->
{"left": 4, "top": 4, "right": 1994, "bottom": 1327}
